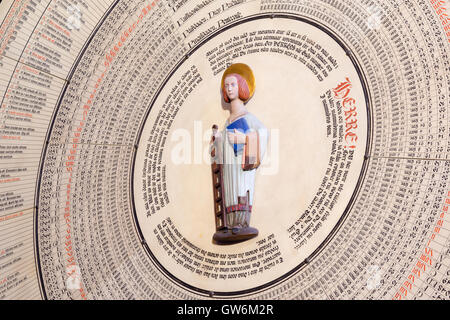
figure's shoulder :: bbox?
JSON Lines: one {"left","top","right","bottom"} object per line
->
{"left": 244, "top": 112, "right": 266, "bottom": 129}
{"left": 244, "top": 112, "right": 259, "bottom": 122}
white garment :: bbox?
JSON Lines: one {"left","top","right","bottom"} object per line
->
{"left": 211, "top": 112, "right": 268, "bottom": 209}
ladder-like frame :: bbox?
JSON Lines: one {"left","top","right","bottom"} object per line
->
{"left": 211, "top": 125, "right": 227, "bottom": 231}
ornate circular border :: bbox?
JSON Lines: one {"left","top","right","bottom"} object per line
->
{"left": 130, "top": 13, "right": 374, "bottom": 298}
{"left": 33, "top": 8, "right": 374, "bottom": 299}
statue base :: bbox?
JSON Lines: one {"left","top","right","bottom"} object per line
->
{"left": 213, "top": 227, "right": 259, "bottom": 245}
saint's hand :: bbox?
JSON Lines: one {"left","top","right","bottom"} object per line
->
{"left": 227, "top": 129, "right": 247, "bottom": 144}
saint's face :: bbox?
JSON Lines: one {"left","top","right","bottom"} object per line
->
{"left": 224, "top": 76, "right": 239, "bottom": 101}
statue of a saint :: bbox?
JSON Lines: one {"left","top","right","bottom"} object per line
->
{"left": 210, "top": 64, "right": 268, "bottom": 244}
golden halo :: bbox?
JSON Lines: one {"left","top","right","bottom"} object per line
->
{"left": 221, "top": 63, "right": 256, "bottom": 101}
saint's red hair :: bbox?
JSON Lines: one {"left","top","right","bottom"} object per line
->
{"left": 222, "top": 73, "right": 250, "bottom": 103}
